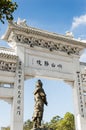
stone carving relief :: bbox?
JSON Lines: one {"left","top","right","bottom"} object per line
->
{"left": 17, "top": 18, "right": 28, "bottom": 27}
{"left": 10, "top": 33, "right": 80, "bottom": 55}
{"left": 0, "top": 61, "right": 16, "bottom": 72}
{"left": 0, "top": 53, "right": 17, "bottom": 60}
{"left": 82, "top": 73, "right": 86, "bottom": 83}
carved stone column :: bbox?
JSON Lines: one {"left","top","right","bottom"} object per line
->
{"left": 11, "top": 43, "right": 25, "bottom": 130}
{"left": 72, "top": 58, "right": 86, "bottom": 130}
{"left": 11, "top": 58, "right": 24, "bottom": 130}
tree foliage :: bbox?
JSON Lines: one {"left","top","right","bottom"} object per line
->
{"left": 46, "top": 112, "right": 75, "bottom": 130}
{"left": 23, "top": 119, "right": 33, "bottom": 130}
{"left": 48, "top": 115, "right": 62, "bottom": 130}
{"left": 4, "top": 112, "right": 75, "bottom": 130}
{"left": 56, "top": 113, "right": 75, "bottom": 130}
{"left": 0, "top": 0, "right": 18, "bottom": 23}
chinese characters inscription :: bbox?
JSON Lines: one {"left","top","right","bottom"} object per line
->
{"left": 16, "top": 60, "right": 23, "bottom": 116}
{"left": 76, "top": 72, "right": 84, "bottom": 117}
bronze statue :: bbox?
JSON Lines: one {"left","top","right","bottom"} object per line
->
{"left": 32, "top": 79, "right": 48, "bottom": 129}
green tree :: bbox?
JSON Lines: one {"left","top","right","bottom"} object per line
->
{"left": 51, "top": 115, "right": 62, "bottom": 123}
{"left": 56, "top": 112, "right": 75, "bottom": 130}
{"left": 24, "top": 119, "right": 33, "bottom": 130}
{"left": 48, "top": 115, "right": 62, "bottom": 130}
{"left": 6, "top": 127, "right": 10, "bottom": 130}
{"left": 0, "top": 0, "right": 18, "bottom": 23}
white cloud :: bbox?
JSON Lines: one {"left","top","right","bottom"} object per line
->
{"left": 71, "top": 14, "right": 86, "bottom": 30}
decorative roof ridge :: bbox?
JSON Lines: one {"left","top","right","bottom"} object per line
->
{"left": 7, "top": 21, "right": 86, "bottom": 46}
{"left": 0, "top": 52, "right": 18, "bottom": 61}
{"left": 0, "top": 47, "right": 16, "bottom": 56}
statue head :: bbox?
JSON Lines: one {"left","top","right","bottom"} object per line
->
{"left": 36, "top": 79, "right": 43, "bottom": 87}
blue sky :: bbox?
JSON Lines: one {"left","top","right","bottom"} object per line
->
{"left": 0, "top": 0, "right": 86, "bottom": 127}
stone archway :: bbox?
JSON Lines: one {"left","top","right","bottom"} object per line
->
{"left": 1, "top": 19, "right": 86, "bottom": 130}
